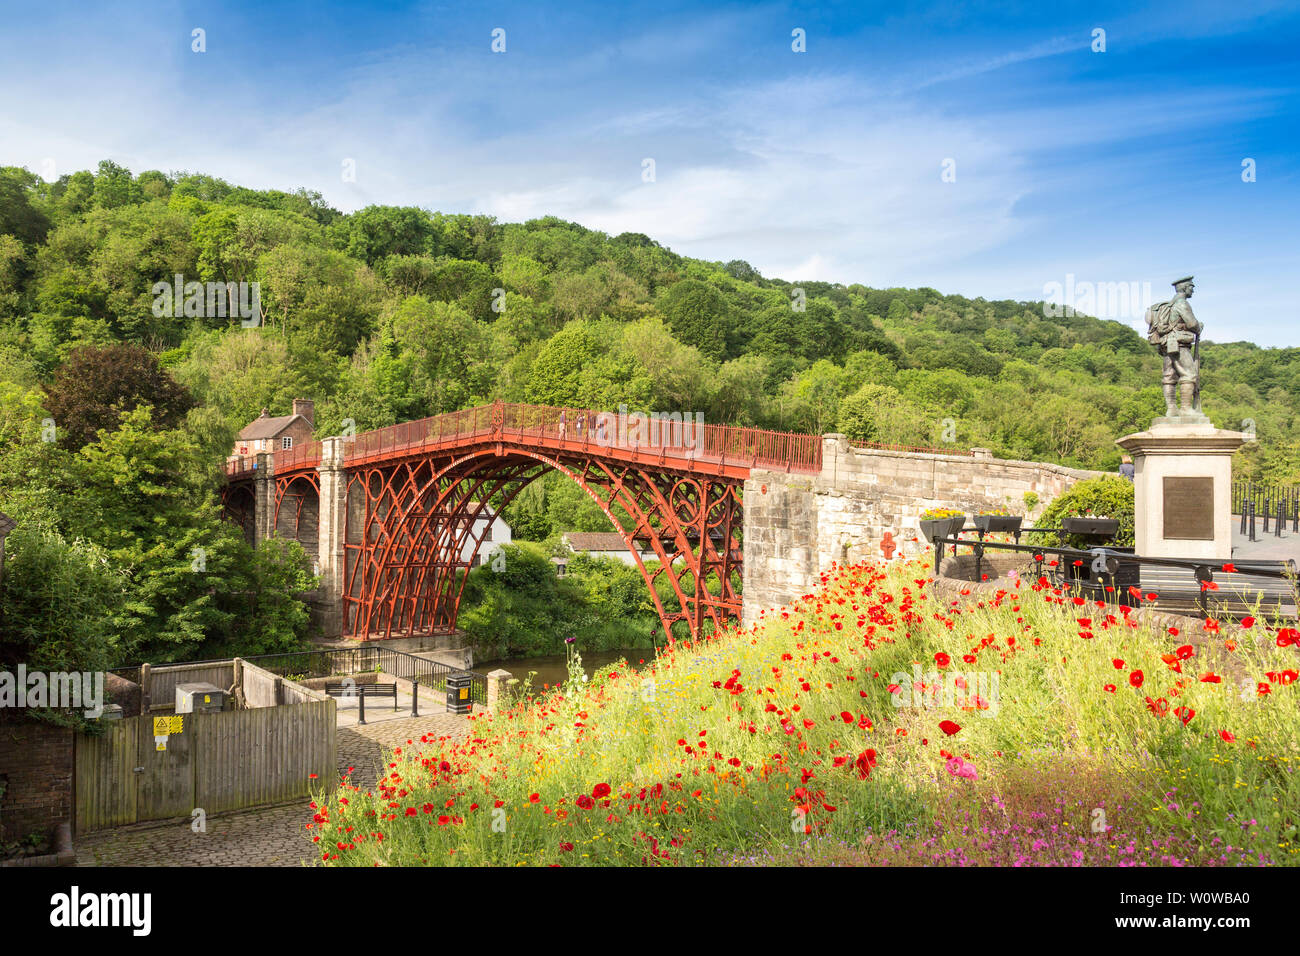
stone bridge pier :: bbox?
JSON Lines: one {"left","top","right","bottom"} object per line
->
{"left": 740, "top": 435, "right": 1102, "bottom": 626}
{"left": 239, "top": 437, "right": 348, "bottom": 637}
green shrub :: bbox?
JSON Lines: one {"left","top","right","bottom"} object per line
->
{"left": 1033, "top": 475, "right": 1135, "bottom": 547}
{"left": 0, "top": 525, "right": 124, "bottom": 730}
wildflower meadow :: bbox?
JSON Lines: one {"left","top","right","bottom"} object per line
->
{"left": 310, "top": 559, "right": 1299, "bottom": 866}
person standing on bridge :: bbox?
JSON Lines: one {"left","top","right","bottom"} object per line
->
{"left": 558, "top": 409, "right": 567, "bottom": 439}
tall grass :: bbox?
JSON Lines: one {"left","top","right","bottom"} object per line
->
{"left": 311, "top": 558, "right": 1299, "bottom": 866}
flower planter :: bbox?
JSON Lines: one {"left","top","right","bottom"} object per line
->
{"left": 947, "top": 515, "right": 967, "bottom": 538}
{"left": 920, "top": 517, "right": 960, "bottom": 543}
{"left": 918, "top": 518, "right": 946, "bottom": 543}
{"left": 1062, "top": 517, "right": 1119, "bottom": 537}
{"left": 974, "top": 514, "right": 1023, "bottom": 535}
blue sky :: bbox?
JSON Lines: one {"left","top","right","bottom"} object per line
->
{"left": 2, "top": 0, "right": 1297, "bottom": 344}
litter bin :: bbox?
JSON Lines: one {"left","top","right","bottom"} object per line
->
{"left": 445, "top": 673, "right": 473, "bottom": 715}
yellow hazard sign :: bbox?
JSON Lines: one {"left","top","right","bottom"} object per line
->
{"left": 153, "top": 715, "right": 184, "bottom": 736}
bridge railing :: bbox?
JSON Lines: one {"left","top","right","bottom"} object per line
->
{"left": 273, "top": 439, "right": 323, "bottom": 473}
{"left": 225, "top": 455, "right": 258, "bottom": 478}
{"left": 336, "top": 402, "right": 824, "bottom": 473}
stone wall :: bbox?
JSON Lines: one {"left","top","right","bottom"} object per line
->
{"left": 0, "top": 720, "right": 74, "bottom": 842}
{"left": 742, "top": 436, "right": 1104, "bottom": 624}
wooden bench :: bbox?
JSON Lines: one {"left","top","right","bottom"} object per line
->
{"left": 324, "top": 680, "right": 399, "bottom": 711}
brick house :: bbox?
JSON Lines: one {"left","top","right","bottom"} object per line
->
{"left": 232, "top": 399, "right": 315, "bottom": 458}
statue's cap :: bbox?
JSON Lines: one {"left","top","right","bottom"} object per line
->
{"left": 1172, "top": 275, "right": 1194, "bottom": 286}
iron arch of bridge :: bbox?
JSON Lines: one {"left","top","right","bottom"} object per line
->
{"left": 342, "top": 446, "right": 743, "bottom": 643}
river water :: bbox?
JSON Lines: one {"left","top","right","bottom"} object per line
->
{"left": 474, "top": 648, "right": 655, "bottom": 695}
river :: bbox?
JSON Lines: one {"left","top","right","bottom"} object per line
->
{"left": 473, "top": 648, "right": 655, "bottom": 695}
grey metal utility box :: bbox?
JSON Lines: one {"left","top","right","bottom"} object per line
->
{"left": 175, "top": 682, "right": 227, "bottom": 713}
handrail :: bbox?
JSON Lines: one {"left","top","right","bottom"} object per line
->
{"left": 335, "top": 401, "right": 825, "bottom": 474}
{"left": 931, "top": 534, "right": 1299, "bottom": 618}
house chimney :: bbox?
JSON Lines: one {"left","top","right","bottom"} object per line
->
{"left": 292, "top": 399, "right": 315, "bottom": 425}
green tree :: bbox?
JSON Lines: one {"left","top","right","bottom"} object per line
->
{"left": 0, "top": 526, "right": 125, "bottom": 729}
{"left": 91, "top": 159, "right": 144, "bottom": 210}
{"left": 657, "top": 279, "right": 732, "bottom": 360}
{"left": 0, "top": 166, "right": 51, "bottom": 245}
{"left": 43, "top": 344, "right": 196, "bottom": 449}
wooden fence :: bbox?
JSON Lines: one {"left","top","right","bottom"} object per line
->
{"left": 74, "top": 680, "right": 336, "bottom": 833}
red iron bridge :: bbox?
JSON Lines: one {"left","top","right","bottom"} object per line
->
{"left": 222, "top": 402, "right": 965, "bottom": 642}
{"left": 222, "top": 401, "right": 846, "bottom": 642}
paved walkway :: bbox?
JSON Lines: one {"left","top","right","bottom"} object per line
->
{"left": 75, "top": 709, "right": 470, "bottom": 867}
{"left": 1231, "top": 518, "right": 1300, "bottom": 562}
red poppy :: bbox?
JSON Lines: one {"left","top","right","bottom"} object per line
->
{"left": 1113, "top": 659, "right": 1125, "bottom": 669}
{"left": 853, "top": 749, "right": 877, "bottom": 780}
{"left": 934, "top": 652, "right": 950, "bottom": 668}
{"left": 938, "top": 720, "right": 961, "bottom": 736}
{"left": 1145, "top": 696, "right": 1170, "bottom": 716}
{"left": 1129, "top": 670, "right": 1144, "bottom": 688}
{"left": 592, "top": 783, "right": 611, "bottom": 799}
{"left": 1220, "top": 730, "right": 1235, "bottom": 743}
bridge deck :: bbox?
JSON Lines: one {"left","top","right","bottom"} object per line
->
{"left": 227, "top": 401, "right": 825, "bottom": 480}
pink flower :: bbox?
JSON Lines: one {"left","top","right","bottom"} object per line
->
{"left": 945, "top": 757, "right": 978, "bottom": 780}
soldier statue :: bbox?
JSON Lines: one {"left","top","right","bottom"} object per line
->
{"left": 1145, "top": 276, "right": 1203, "bottom": 418}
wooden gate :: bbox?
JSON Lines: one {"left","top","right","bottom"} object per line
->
{"left": 74, "top": 701, "right": 335, "bottom": 833}
{"left": 74, "top": 716, "right": 139, "bottom": 831}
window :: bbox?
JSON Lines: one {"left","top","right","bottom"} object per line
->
{"left": 281, "top": 436, "right": 293, "bottom": 450}
{"left": 483, "top": 523, "right": 493, "bottom": 541}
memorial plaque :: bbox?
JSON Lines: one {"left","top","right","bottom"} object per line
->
{"left": 1163, "top": 476, "right": 1215, "bottom": 540}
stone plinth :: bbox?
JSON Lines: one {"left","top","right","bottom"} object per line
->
{"left": 1116, "top": 423, "right": 1245, "bottom": 561}
{"left": 485, "top": 669, "right": 513, "bottom": 712}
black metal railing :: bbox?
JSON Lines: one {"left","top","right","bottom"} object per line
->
{"left": 932, "top": 532, "right": 1299, "bottom": 620}
{"left": 109, "top": 647, "right": 489, "bottom": 706}
{"left": 1233, "top": 481, "right": 1300, "bottom": 541}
